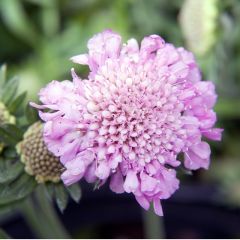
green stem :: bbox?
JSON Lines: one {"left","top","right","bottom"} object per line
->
{"left": 142, "top": 206, "right": 165, "bottom": 239}
{"left": 35, "top": 185, "right": 70, "bottom": 238}
{"left": 20, "top": 185, "right": 70, "bottom": 238}
{"left": 21, "top": 198, "right": 50, "bottom": 238}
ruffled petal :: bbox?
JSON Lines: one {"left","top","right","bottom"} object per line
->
{"left": 110, "top": 170, "right": 124, "bottom": 194}
{"left": 95, "top": 161, "right": 111, "bottom": 180}
{"left": 184, "top": 142, "right": 211, "bottom": 170}
{"left": 135, "top": 195, "right": 150, "bottom": 210}
{"left": 123, "top": 171, "right": 139, "bottom": 193}
{"left": 153, "top": 198, "right": 163, "bottom": 216}
{"left": 140, "top": 172, "right": 158, "bottom": 194}
{"left": 202, "top": 128, "right": 223, "bottom": 141}
{"left": 70, "top": 54, "right": 89, "bottom": 65}
{"left": 61, "top": 159, "right": 86, "bottom": 186}
{"left": 84, "top": 163, "right": 97, "bottom": 183}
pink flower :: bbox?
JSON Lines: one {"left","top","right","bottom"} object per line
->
{"left": 31, "top": 30, "right": 222, "bottom": 216}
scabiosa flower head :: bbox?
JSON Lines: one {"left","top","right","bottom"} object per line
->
{"left": 17, "top": 122, "right": 64, "bottom": 183}
{"left": 31, "top": 30, "right": 223, "bottom": 215}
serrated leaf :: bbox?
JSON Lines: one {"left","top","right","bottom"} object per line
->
{"left": 0, "top": 173, "right": 37, "bottom": 205}
{"left": 2, "top": 76, "right": 19, "bottom": 106}
{"left": 54, "top": 184, "right": 68, "bottom": 213}
{"left": 25, "top": 105, "right": 39, "bottom": 124}
{"left": 8, "top": 91, "right": 27, "bottom": 114}
{"left": 0, "top": 64, "right": 7, "bottom": 91}
{"left": 0, "top": 160, "right": 24, "bottom": 183}
{"left": 66, "top": 183, "right": 81, "bottom": 203}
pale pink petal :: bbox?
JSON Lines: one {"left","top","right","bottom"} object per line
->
{"left": 153, "top": 198, "right": 163, "bottom": 216}
{"left": 110, "top": 170, "right": 124, "bottom": 194}
{"left": 202, "top": 128, "right": 223, "bottom": 141}
{"left": 70, "top": 54, "right": 89, "bottom": 65}
{"left": 104, "top": 32, "right": 122, "bottom": 58}
{"left": 135, "top": 195, "right": 150, "bottom": 210}
{"left": 123, "top": 171, "right": 139, "bottom": 193}
{"left": 61, "top": 160, "right": 85, "bottom": 186}
{"left": 50, "top": 118, "right": 76, "bottom": 138}
{"left": 195, "top": 81, "right": 217, "bottom": 108}
{"left": 126, "top": 38, "right": 139, "bottom": 53}
{"left": 84, "top": 163, "right": 97, "bottom": 183}
{"left": 140, "top": 35, "right": 165, "bottom": 54}
{"left": 140, "top": 172, "right": 158, "bottom": 193}
{"left": 190, "top": 141, "right": 211, "bottom": 159}
{"left": 169, "top": 61, "right": 189, "bottom": 79}
{"left": 184, "top": 142, "right": 211, "bottom": 170}
{"left": 95, "top": 161, "right": 111, "bottom": 180}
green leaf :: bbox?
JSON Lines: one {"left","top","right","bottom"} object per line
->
{"left": 2, "top": 76, "right": 19, "bottom": 106}
{"left": 0, "top": 64, "right": 7, "bottom": 91}
{"left": 3, "top": 147, "right": 18, "bottom": 159}
{"left": 8, "top": 91, "right": 27, "bottom": 115}
{"left": 0, "top": 124, "right": 23, "bottom": 145}
{"left": 54, "top": 184, "right": 68, "bottom": 213}
{"left": 0, "top": 0, "right": 38, "bottom": 47}
{"left": 25, "top": 105, "right": 39, "bottom": 125}
{"left": 66, "top": 183, "right": 81, "bottom": 203}
{"left": 41, "top": 0, "right": 60, "bottom": 37}
{"left": 0, "top": 229, "right": 10, "bottom": 239}
{"left": 5, "top": 124, "right": 23, "bottom": 140}
{"left": 0, "top": 127, "right": 17, "bottom": 146}
{"left": 24, "top": 0, "right": 53, "bottom": 7}
{"left": 0, "top": 198, "right": 22, "bottom": 215}
{"left": 44, "top": 183, "right": 55, "bottom": 200}
{"left": 0, "top": 173, "right": 37, "bottom": 205}
{"left": 0, "top": 160, "right": 24, "bottom": 183}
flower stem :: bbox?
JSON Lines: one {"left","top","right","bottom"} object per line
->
{"left": 20, "top": 185, "right": 70, "bottom": 238}
{"left": 142, "top": 206, "right": 165, "bottom": 239}
{"left": 21, "top": 198, "right": 51, "bottom": 238}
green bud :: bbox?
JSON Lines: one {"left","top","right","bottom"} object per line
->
{"left": 0, "top": 101, "right": 16, "bottom": 152}
{"left": 179, "top": 0, "right": 219, "bottom": 56}
{"left": 17, "top": 122, "right": 64, "bottom": 183}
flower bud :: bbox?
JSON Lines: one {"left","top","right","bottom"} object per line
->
{"left": 17, "top": 122, "right": 64, "bottom": 183}
{"left": 0, "top": 102, "right": 15, "bottom": 152}
{"left": 179, "top": 0, "right": 218, "bottom": 56}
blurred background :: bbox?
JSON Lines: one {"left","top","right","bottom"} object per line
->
{"left": 0, "top": 0, "right": 240, "bottom": 238}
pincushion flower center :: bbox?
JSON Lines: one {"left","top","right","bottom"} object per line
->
{"left": 86, "top": 68, "right": 184, "bottom": 170}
